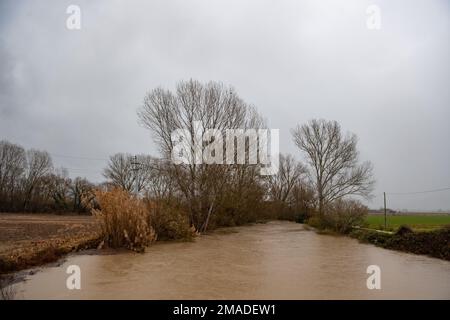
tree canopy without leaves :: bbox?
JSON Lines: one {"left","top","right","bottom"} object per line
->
{"left": 0, "top": 141, "right": 26, "bottom": 210}
{"left": 266, "top": 154, "right": 306, "bottom": 203}
{"left": 22, "top": 149, "right": 53, "bottom": 209}
{"left": 138, "top": 79, "right": 266, "bottom": 231}
{"left": 103, "top": 153, "right": 154, "bottom": 194}
{"left": 0, "top": 140, "right": 96, "bottom": 213}
{"left": 291, "top": 119, "right": 374, "bottom": 215}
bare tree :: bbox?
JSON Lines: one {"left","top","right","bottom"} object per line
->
{"left": 22, "top": 149, "right": 53, "bottom": 210}
{"left": 103, "top": 153, "right": 134, "bottom": 191}
{"left": 0, "top": 140, "right": 101, "bottom": 213}
{"left": 265, "top": 154, "right": 315, "bottom": 221}
{"left": 144, "top": 159, "right": 175, "bottom": 200}
{"left": 0, "top": 140, "right": 26, "bottom": 210}
{"left": 291, "top": 119, "right": 374, "bottom": 215}
{"left": 138, "top": 80, "right": 265, "bottom": 231}
{"left": 287, "top": 182, "right": 316, "bottom": 219}
{"left": 47, "top": 168, "right": 72, "bottom": 210}
{"left": 267, "top": 154, "right": 306, "bottom": 203}
{"left": 70, "top": 177, "right": 95, "bottom": 212}
{"left": 103, "top": 153, "right": 153, "bottom": 194}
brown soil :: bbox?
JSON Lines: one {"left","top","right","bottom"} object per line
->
{"left": 0, "top": 213, "right": 101, "bottom": 274}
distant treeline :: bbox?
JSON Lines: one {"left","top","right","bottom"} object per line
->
{"left": 0, "top": 140, "right": 95, "bottom": 213}
{"left": 0, "top": 139, "right": 316, "bottom": 226}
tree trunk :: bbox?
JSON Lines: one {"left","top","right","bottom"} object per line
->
{"left": 201, "top": 201, "right": 214, "bottom": 233}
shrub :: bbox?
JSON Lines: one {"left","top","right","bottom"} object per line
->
{"left": 351, "top": 227, "right": 450, "bottom": 260}
{"left": 396, "top": 225, "right": 413, "bottom": 236}
{"left": 306, "top": 214, "right": 327, "bottom": 230}
{"left": 350, "top": 229, "right": 391, "bottom": 246}
{"left": 93, "top": 189, "right": 156, "bottom": 251}
{"left": 308, "top": 199, "right": 368, "bottom": 233}
{"left": 386, "top": 228, "right": 450, "bottom": 260}
{"left": 147, "top": 199, "right": 194, "bottom": 240}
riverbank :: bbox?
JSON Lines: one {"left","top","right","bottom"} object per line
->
{"left": 0, "top": 214, "right": 101, "bottom": 274}
{"left": 349, "top": 226, "right": 450, "bottom": 261}
{"left": 304, "top": 212, "right": 450, "bottom": 261}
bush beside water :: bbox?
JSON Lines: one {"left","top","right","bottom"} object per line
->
{"left": 147, "top": 199, "right": 195, "bottom": 241}
{"left": 350, "top": 226, "right": 450, "bottom": 260}
{"left": 93, "top": 189, "right": 156, "bottom": 252}
{"left": 307, "top": 199, "right": 368, "bottom": 234}
{"left": 93, "top": 189, "right": 197, "bottom": 251}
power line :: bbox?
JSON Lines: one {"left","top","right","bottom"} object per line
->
{"left": 50, "top": 153, "right": 108, "bottom": 161}
{"left": 45, "top": 152, "right": 450, "bottom": 196}
{"left": 62, "top": 167, "right": 103, "bottom": 173}
{"left": 386, "top": 187, "right": 450, "bottom": 196}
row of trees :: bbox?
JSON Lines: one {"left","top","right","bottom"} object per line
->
{"left": 1, "top": 80, "right": 374, "bottom": 234}
{"left": 0, "top": 140, "right": 94, "bottom": 213}
{"left": 130, "top": 80, "right": 374, "bottom": 232}
{"left": 136, "top": 80, "right": 318, "bottom": 231}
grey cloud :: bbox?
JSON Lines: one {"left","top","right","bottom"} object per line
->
{"left": 0, "top": 0, "right": 449, "bottom": 210}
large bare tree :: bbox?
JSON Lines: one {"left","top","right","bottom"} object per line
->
{"left": 138, "top": 80, "right": 265, "bottom": 231}
{"left": 291, "top": 119, "right": 374, "bottom": 215}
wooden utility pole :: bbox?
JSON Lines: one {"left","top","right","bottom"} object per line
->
{"left": 131, "top": 155, "right": 140, "bottom": 196}
{"left": 383, "top": 192, "right": 387, "bottom": 229}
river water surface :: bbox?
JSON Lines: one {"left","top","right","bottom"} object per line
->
{"left": 14, "top": 221, "right": 450, "bottom": 299}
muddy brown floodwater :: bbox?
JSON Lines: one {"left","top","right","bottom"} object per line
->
{"left": 12, "top": 221, "right": 450, "bottom": 299}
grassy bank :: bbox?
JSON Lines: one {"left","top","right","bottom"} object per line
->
{"left": 366, "top": 214, "right": 450, "bottom": 231}
{"left": 306, "top": 212, "right": 450, "bottom": 260}
{"left": 350, "top": 226, "right": 450, "bottom": 260}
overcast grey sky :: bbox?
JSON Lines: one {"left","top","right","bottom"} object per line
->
{"left": 0, "top": 0, "right": 449, "bottom": 211}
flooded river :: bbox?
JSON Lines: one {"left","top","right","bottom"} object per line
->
{"left": 13, "top": 221, "right": 450, "bottom": 299}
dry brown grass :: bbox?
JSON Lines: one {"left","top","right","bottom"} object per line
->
{"left": 93, "top": 189, "right": 156, "bottom": 252}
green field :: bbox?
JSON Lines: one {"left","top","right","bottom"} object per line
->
{"left": 366, "top": 214, "right": 450, "bottom": 231}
